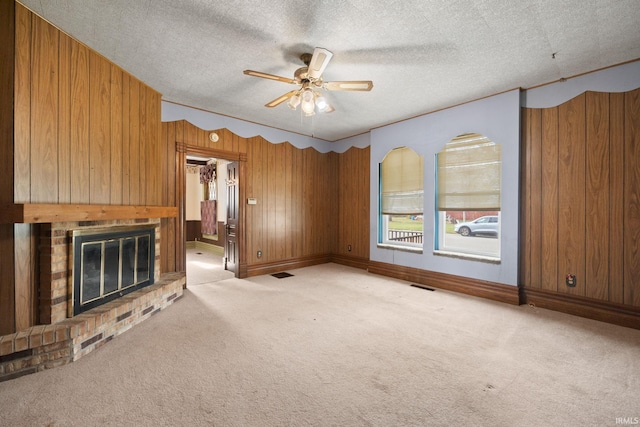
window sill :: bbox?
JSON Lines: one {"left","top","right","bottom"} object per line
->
{"left": 433, "top": 250, "right": 501, "bottom": 264}
{"left": 377, "top": 243, "right": 423, "bottom": 254}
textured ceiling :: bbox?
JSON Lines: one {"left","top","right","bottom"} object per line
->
{"left": 17, "top": 0, "right": 640, "bottom": 141}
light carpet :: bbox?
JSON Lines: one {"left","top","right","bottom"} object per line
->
{"left": 1, "top": 261, "right": 639, "bottom": 426}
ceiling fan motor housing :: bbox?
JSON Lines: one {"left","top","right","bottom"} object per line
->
{"left": 294, "top": 67, "right": 310, "bottom": 83}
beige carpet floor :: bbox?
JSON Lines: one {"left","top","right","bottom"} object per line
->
{"left": 1, "top": 258, "right": 639, "bottom": 426}
{"left": 186, "top": 247, "right": 235, "bottom": 285}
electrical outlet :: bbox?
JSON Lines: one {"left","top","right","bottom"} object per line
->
{"left": 257, "top": 250, "right": 262, "bottom": 258}
{"left": 566, "top": 274, "right": 576, "bottom": 287}
{"left": 348, "top": 245, "right": 352, "bottom": 252}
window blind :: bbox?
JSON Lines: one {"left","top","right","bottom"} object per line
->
{"left": 381, "top": 147, "right": 424, "bottom": 215}
{"left": 437, "top": 133, "right": 501, "bottom": 211}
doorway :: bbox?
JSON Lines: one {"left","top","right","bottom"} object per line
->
{"left": 181, "top": 150, "right": 243, "bottom": 279}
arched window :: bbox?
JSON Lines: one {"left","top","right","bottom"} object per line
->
{"left": 379, "top": 147, "right": 424, "bottom": 250}
{"left": 435, "top": 133, "right": 501, "bottom": 260}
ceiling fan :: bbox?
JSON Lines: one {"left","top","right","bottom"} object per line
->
{"left": 243, "top": 47, "right": 373, "bottom": 116}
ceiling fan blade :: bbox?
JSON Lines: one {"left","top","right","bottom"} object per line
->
{"left": 307, "top": 47, "right": 333, "bottom": 80}
{"left": 265, "top": 90, "right": 299, "bottom": 108}
{"left": 244, "top": 70, "right": 297, "bottom": 84}
{"left": 324, "top": 80, "right": 374, "bottom": 91}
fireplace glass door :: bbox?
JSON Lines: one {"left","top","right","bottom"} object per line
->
{"left": 72, "top": 226, "right": 155, "bottom": 315}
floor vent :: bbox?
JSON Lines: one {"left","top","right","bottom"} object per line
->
{"left": 411, "top": 284, "right": 435, "bottom": 291}
{"left": 271, "top": 272, "right": 294, "bottom": 279}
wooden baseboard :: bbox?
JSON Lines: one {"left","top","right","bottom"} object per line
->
{"left": 521, "top": 287, "right": 640, "bottom": 330}
{"left": 245, "top": 254, "right": 332, "bottom": 277}
{"left": 368, "top": 260, "right": 520, "bottom": 305}
{"left": 331, "top": 254, "right": 369, "bottom": 270}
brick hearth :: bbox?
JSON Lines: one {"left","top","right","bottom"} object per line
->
{"left": 0, "top": 272, "right": 184, "bottom": 382}
{"left": 0, "top": 218, "right": 185, "bottom": 382}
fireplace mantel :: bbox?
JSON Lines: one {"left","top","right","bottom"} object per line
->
{"left": 0, "top": 204, "right": 178, "bottom": 224}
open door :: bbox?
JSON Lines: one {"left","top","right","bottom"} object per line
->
{"left": 225, "top": 161, "right": 239, "bottom": 274}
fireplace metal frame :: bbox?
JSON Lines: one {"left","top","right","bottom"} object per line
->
{"left": 69, "top": 224, "right": 156, "bottom": 316}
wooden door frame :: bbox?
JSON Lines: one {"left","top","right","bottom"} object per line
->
{"left": 175, "top": 142, "right": 247, "bottom": 278}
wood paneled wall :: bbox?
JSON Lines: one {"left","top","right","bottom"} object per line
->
{"left": 335, "top": 146, "right": 370, "bottom": 265}
{"left": 521, "top": 89, "right": 640, "bottom": 309}
{"left": 245, "top": 139, "right": 336, "bottom": 265}
{"left": 13, "top": 3, "right": 162, "bottom": 206}
{"left": 162, "top": 120, "right": 370, "bottom": 276}
{"left": 0, "top": 0, "right": 14, "bottom": 204}
{"left": 0, "top": 0, "right": 16, "bottom": 334}
{"left": 0, "top": 3, "right": 167, "bottom": 335}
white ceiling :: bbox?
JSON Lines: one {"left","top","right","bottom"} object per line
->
{"left": 17, "top": 0, "right": 640, "bottom": 142}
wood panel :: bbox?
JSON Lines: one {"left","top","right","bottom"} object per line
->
{"left": 70, "top": 40, "right": 90, "bottom": 203}
{"left": 88, "top": 50, "right": 111, "bottom": 203}
{"left": 148, "top": 89, "right": 161, "bottom": 206}
{"left": 540, "top": 108, "right": 558, "bottom": 291}
{"left": 358, "top": 148, "right": 369, "bottom": 256}
{"left": 13, "top": 3, "right": 30, "bottom": 203}
{"left": 609, "top": 93, "right": 625, "bottom": 304}
{"left": 13, "top": 223, "right": 36, "bottom": 330}
{"left": 557, "top": 94, "right": 586, "bottom": 296}
{"left": 122, "top": 74, "right": 131, "bottom": 205}
{"left": 248, "top": 136, "right": 263, "bottom": 263}
{"left": 0, "top": 0, "right": 15, "bottom": 204}
{"left": 0, "top": 224, "right": 15, "bottom": 335}
{"left": 30, "top": 8, "right": 60, "bottom": 203}
{"left": 110, "top": 65, "right": 123, "bottom": 204}
{"left": 0, "top": 1, "right": 15, "bottom": 335}
{"left": 57, "top": 32, "right": 71, "bottom": 203}
{"left": 275, "top": 142, "right": 286, "bottom": 260}
{"left": 585, "top": 92, "right": 610, "bottom": 300}
{"left": 128, "top": 78, "right": 141, "bottom": 205}
{"left": 284, "top": 142, "right": 293, "bottom": 260}
{"left": 266, "top": 140, "right": 276, "bottom": 260}
{"left": 291, "top": 142, "right": 302, "bottom": 259}
{"left": 624, "top": 88, "right": 640, "bottom": 307}
{"left": 139, "top": 85, "right": 148, "bottom": 204}
{"left": 160, "top": 120, "right": 177, "bottom": 273}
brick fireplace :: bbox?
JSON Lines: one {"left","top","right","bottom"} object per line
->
{"left": 0, "top": 218, "right": 185, "bottom": 382}
{"left": 39, "top": 219, "right": 161, "bottom": 323}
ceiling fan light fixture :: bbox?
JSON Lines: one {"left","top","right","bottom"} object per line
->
{"left": 315, "top": 95, "right": 328, "bottom": 111}
{"left": 301, "top": 89, "right": 316, "bottom": 115}
{"left": 288, "top": 93, "right": 300, "bottom": 110}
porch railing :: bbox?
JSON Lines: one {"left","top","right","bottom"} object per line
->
{"left": 388, "top": 230, "right": 423, "bottom": 243}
